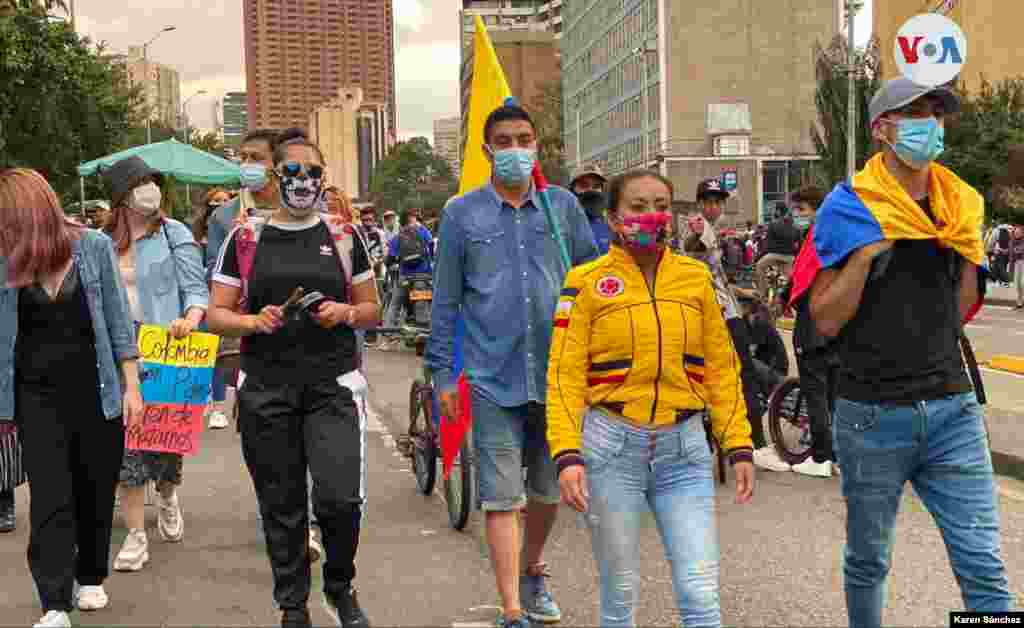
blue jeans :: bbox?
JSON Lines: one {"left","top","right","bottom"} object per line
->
{"left": 471, "top": 388, "right": 560, "bottom": 511}
{"left": 211, "top": 367, "right": 227, "bottom": 403}
{"left": 833, "top": 393, "right": 1012, "bottom": 628}
{"left": 582, "top": 408, "right": 720, "bottom": 628}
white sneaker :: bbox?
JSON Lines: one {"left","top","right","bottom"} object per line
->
{"left": 157, "top": 490, "right": 184, "bottom": 542}
{"left": 753, "top": 446, "right": 791, "bottom": 472}
{"left": 113, "top": 529, "right": 149, "bottom": 572}
{"left": 308, "top": 528, "right": 323, "bottom": 563}
{"left": 76, "top": 585, "right": 108, "bottom": 611}
{"left": 208, "top": 411, "right": 229, "bottom": 429}
{"left": 33, "top": 610, "right": 71, "bottom": 627}
{"left": 793, "top": 459, "right": 833, "bottom": 478}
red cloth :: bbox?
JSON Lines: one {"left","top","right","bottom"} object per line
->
{"left": 788, "top": 226, "right": 820, "bottom": 308}
{"left": 440, "top": 373, "right": 473, "bottom": 480}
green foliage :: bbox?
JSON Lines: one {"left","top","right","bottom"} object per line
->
{"left": 531, "top": 79, "right": 568, "bottom": 186}
{"left": 941, "top": 77, "right": 1024, "bottom": 224}
{"left": 0, "top": 5, "right": 139, "bottom": 205}
{"left": 369, "top": 136, "right": 457, "bottom": 216}
{"left": 810, "top": 36, "right": 882, "bottom": 187}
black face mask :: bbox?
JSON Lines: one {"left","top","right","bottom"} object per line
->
{"left": 576, "top": 190, "right": 607, "bottom": 217}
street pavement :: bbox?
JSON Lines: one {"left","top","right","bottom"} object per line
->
{"left": 1, "top": 347, "right": 1022, "bottom": 626}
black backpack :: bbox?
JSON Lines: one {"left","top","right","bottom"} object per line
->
{"left": 398, "top": 225, "right": 426, "bottom": 266}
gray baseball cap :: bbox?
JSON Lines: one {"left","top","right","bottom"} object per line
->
{"left": 869, "top": 78, "right": 960, "bottom": 127}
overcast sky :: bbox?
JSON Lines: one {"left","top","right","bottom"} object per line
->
{"left": 72, "top": 0, "right": 871, "bottom": 145}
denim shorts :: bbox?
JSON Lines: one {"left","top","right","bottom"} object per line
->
{"left": 471, "top": 388, "right": 561, "bottom": 511}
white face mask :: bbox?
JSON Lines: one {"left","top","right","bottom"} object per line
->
{"left": 131, "top": 182, "right": 162, "bottom": 217}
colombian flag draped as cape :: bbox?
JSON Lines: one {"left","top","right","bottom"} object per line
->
{"left": 788, "top": 154, "right": 987, "bottom": 323}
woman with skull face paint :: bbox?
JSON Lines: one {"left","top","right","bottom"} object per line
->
{"left": 547, "top": 170, "right": 755, "bottom": 628}
{"left": 100, "top": 156, "right": 209, "bottom": 577}
{"left": 209, "top": 132, "right": 378, "bottom": 628}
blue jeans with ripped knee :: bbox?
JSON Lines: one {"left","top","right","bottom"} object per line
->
{"left": 582, "top": 408, "right": 720, "bottom": 628}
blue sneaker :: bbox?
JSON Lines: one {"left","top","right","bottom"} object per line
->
{"left": 496, "top": 615, "right": 531, "bottom": 628}
{"left": 520, "top": 565, "right": 561, "bottom": 623}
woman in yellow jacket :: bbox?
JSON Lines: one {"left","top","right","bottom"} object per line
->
{"left": 547, "top": 170, "right": 755, "bottom": 628}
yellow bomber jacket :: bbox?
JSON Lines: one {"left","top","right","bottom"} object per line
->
{"left": 546, "top": 245, "right": 753, "bottom": 472}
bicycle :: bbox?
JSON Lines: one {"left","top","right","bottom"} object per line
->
{"left": 758, "top": 265, "right": 787, "bottom": 324}
{"left": 398, "top": 367, "right": 476, "bottom": 531}
{"left": 766, "top": 358, "right": 837, "bottom": 465}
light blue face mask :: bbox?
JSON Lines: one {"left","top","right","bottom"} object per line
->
{"left": 794, "top": 216, "right": 812, "bottom": 230}
{"left": 890, "top": 117, "right": 945, "bottom": 170}
{"left": 239, "top": 163, "right": 268, "bottom": 191}
{"left": 489, "top": 147, "right": 536, "bottom": 185}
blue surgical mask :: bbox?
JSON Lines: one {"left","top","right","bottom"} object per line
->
{"left": 240, "top": 163, "right": 268, "bottom": 191}
{"left": 490, "top": 147, "right": 535, "bottom": 185}
{"left": 889, "top": 117, "right": 944, "bottom": 170}
{"left": 794, "top": 216, "right": 812, "bottom": 230}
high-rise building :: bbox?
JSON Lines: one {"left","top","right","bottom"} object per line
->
{"left": 874, "top": 0, "right": 1023, "bottom": 90}
{"left": 121, "top": 46, "right": 181, "bottom": 131}
{"left": 459, "top": 1, "right": 562, "bottom": 148}
{"left": 433, "top": 117, "right": 462, "bottom": 177}
{"left": 222, "top": 92, "right": 249, "bottom": 146}
{"left": 562, "top": 0, "right": 838, "bottom": 226}
{"left": 309, "top": 87, "right": 389, "bottom": 202}
{"left": 243, "top": 0, "right": 397, "bottom": 142}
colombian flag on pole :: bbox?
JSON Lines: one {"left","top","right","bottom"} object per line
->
{"left": 458, "top": 14, "right": 512, "bottom": 196}
{"left": 788, "top": 154, "right": 987, "bottom": 323}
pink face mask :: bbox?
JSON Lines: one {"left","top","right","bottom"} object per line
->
{"left": 619, "top": 211, "right": 671, "bottom": 252}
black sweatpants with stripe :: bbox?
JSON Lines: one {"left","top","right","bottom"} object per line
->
{"left": 238, "top": 375, "right": 364, "bottom": 610}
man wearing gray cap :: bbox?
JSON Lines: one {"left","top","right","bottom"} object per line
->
{"left": 798, "top": 78, "right": 1011, "bottom": 625}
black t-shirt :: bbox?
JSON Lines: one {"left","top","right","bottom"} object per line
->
{"left": 834, "top": 198, "right": 972, "bottom": 403}
{"left": 214, "top": 216, "right": 372, "bottom": 383}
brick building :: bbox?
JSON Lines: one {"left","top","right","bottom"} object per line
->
{"left": 243, "top": 0, "right": 396, "bottom": 142}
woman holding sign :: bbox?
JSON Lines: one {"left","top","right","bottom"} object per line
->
{"left": 101, "top": 156, "right": 209, "bottom": 575}
{"left": 0, "top": 169, "right": 144, "bottom": 628}
{"left": 209, "top": 130, "right": 378, "bottom": 628}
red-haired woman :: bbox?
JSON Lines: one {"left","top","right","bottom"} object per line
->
{"left": 0, "top": 169, "right": 143, "bottom": 628}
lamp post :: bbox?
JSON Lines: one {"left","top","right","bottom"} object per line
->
{"left": 845, "top": 1, "right": 864, "bottom": 181}
{"left": 181, "top": 90, "right": 207, "bottom": 144}
{"left": 633, "top": 39, "right": 658, "bottom": 168}
{"left": 142, "top": 26, "right": 177, "bottom": 145}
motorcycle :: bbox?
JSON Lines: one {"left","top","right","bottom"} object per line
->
{"left": 401, "top": 273, "right": 433, "bottom": 356}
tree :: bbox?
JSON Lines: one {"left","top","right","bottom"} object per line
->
{"left": 188, "top": 130, "right": 226, "bottom": 157}
{"left": 369, "top": 137, "right": 456, "bottom": 216}
{"left": 0, "top": 6, "right": 140, "bottom": 204}
{"left": 530, "top": 80, "right": 568, "bottom": 186}
{"left": 942, "top": 77, "right": 1024, "bottom": 223}
{"left": 810, "top": 35, "right": 882, "bottom": 187}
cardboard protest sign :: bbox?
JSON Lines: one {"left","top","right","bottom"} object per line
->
{"left": 128, "top": 325, "right": 219, "bottom": 456}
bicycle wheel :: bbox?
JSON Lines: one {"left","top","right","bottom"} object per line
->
{"left": 444, "top": 430, "right": 475, "bottom": 531}
{"left": 409, "top": 380, "right": 437, "bottom": 495}
{"left": 768, "top": 377, "right": 813, "bottom": 465}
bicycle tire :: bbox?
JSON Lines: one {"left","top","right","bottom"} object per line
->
{"left": 445, "top": 431, "right": 475, "bottom": 531}
{"left": 409, "top": 380, "right": 437, "bottom": 495}
{"left": 768, "top": 377, "right": 812, "bottom": 465}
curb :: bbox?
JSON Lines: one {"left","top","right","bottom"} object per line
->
{"left": 993, "top": 451, "right": 1024, "bottom": 483}
{"left": 986, "top": 298, "right": 1019, "bottom": 308}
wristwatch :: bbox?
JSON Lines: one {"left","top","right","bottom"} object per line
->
{"left": 346, "top": 306, "right": 358, "bottom": 326}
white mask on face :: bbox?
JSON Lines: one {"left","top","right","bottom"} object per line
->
{"left": 131, "top": 182, "right": 162, "bottom": 217}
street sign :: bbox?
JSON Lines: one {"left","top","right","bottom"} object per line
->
{"left": 895, "top": 13, "right": 967, "bottom": 87}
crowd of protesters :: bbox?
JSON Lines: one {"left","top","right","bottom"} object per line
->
{"left": 0, "top": 81, "right": 1015, "bottom": 628}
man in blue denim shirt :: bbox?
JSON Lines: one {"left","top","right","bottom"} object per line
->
{"left": 426, "top": 103, "right": 598, "bottom": 628}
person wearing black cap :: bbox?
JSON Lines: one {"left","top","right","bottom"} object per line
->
{"left": 682, "top": 178, "right": 787, "bottom": 471}
{"left": 806, "top": 78, "right": 1011, "bottom": 625}
{"left": 569, "top": 164, "right": 612, "bottom": 254}
{"left": 100, "top": 155, "right": 209, "bottom": 577}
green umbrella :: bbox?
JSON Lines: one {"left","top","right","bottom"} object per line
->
{"left": 77, "top": 138, "right": 240, "bottom": 186}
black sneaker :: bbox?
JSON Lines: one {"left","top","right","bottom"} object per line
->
{"left": 0, "top": 492, "right": 14, "bottom": 533}
{"left": 281, "top": 608, "right": 312, "bottom": 628}
{"left": 323, "top": 585, "right": 370, "bottom": 628}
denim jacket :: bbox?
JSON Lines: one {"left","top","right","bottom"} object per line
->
{"left": 130, "top": 218, "right": 208, "bottom": 326}
{"left": 0, "top": 230, "right": 140, "bottom": 422}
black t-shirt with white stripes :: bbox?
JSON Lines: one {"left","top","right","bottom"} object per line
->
{"left": 214, "top": 216, "right": 372, "bottom": 383}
